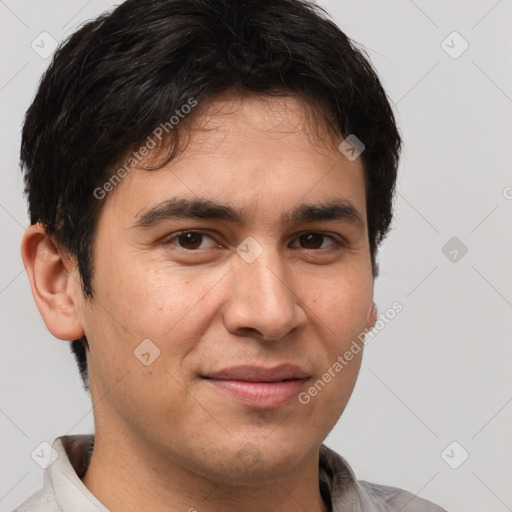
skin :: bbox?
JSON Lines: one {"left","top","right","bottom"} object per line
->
{"left": 22, "top": 93, "right": 377, "bottom": 512}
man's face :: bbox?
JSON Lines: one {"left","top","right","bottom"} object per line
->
{"left": 75, "top": 94, "right": 376, "bottom": 481}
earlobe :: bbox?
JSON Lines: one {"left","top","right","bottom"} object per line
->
{"left": 21, "top": 223, "right": 85, "bottom": 341}
{"left": 366, "top": 302, "right": 377, "bottom": 332}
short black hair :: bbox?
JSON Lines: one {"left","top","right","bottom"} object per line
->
{"left": 21, "top": 0, "right": 401, "bottom": 391}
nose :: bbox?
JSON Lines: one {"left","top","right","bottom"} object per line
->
{"left": 222, "top": 246, "right": 308, "bottom": 341}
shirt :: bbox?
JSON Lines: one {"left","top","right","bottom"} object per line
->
{"left": 13, "top": 435, "right": 448, "bottom": 512}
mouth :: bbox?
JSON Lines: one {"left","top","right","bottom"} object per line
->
{"left": 202, "top": 364, "right": 311, "bottom": 409}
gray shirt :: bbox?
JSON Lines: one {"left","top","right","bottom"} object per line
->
{"left": 13, "top": 435, "right": 448, "bottom": 511}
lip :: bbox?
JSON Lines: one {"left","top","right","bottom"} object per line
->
{"left": 202, "top": 364, "right": 310, "bottom": 409}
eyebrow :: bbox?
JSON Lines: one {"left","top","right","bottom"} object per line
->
{"left": 131, "top": 197, "right": 364, "bottom": 230}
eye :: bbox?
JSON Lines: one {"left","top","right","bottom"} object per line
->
{"left": 291, "top": 232, "right": 344, "bottom": 250}
{"left": 163, "top": 231, "right": 220, "bottom": 251}
{"left": 161, "top": 230, "right": 345, "bottom": 253}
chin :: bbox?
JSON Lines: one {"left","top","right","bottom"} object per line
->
{"left": 230, "top": 434, "right": 319, "bottom": 481}
{"left": 182, "top": 433, "right": 316, "bottom": 485}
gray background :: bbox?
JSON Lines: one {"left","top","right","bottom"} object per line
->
{"left": 1, "top": 1, "right": 511, "bottom": 511}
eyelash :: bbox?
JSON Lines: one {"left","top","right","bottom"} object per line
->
{"left": 161, "top": 230, "right": 346, "bottom": 252}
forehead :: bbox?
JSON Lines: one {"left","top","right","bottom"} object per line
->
{"left": 186, "top": 92, "right": 340, "bottom": 149}
{"left": 98, "top": 94, "right": 367, "bottom": 229}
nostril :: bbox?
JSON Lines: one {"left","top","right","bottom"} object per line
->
{"left": 238, "top": 327, "right": 264, "bottom": 338}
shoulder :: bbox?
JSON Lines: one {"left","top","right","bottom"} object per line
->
{"left": 358, "top": 480, "right": 449, "bottom": 512}
{"left": 11, "top": 487, "right": 55, "bottom": 512}
{"left": 12, "top": 434, "right": 98, "bottom": 512}
{"left": 319, "top": 444, "right": 448, "bottom": 512}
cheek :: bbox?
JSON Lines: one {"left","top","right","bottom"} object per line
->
{"left": 97, "top": 247, "right": 227, "bottom": 342}
{"left": 85, "top": 248, "right": 226, "bottom": 395}
{"left": 84, "top": 264, "right": 219, "bottom": 435}
{"left": 300, "top": 270, "right": 373, "bottom": 348}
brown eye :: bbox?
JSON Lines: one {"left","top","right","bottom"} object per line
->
{"left": 296, "top": 233, "right": 339, "bottom": 250}
{"left": 163, "top": 231, "right": 219, "bottom": 251}
{"left": 177, "top": 231, "right": 204, "bottom": 249}
{"left": 299, "top": 233, "right": 324, "bottom": 249}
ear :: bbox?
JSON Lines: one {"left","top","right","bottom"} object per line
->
{"left": 365, "top": 302, "right": 377, "bottom": 332}
{"left": 21, "top": 223, "right": 85, "bottom": 341}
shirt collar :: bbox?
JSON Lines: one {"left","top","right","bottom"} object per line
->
{"left": 319, "top": 444, "right": 368, "bottom": 511}
{"left": 46, "top": 435, "right": 107, "bottom": 511}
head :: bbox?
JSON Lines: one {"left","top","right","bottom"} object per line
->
{"left": 21, "top": 0, "right": 400, "bottom": 482}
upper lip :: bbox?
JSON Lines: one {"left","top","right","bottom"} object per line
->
{"left": 203, "top": 364, "right": 310, "bottom": 382}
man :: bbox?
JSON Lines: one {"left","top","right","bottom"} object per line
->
{"left": 16, "top": 0, "right": 447, "bottom": 510}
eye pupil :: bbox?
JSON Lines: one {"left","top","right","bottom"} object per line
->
{"left": 300, "top": 233, "right": 323, "bottom": 249}
{"left": 178, "top": 232, "right": 202, "bottom": 249}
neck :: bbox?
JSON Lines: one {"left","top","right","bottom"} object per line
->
{"left": 81, "top": 429, "right": 329, "bottom": 512}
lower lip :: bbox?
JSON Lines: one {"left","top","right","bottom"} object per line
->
{"left": 205, "top": 378, "right": 308, "bottom": 409}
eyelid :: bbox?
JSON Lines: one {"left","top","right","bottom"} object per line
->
{"left": 161, "top": 230, "right": 221, "bottom": 250}
{"left": 289, "top": 231, "right": 347, "bottom": 249}
{"left": 161, "top": 229, "right": 347, "bottom": 252}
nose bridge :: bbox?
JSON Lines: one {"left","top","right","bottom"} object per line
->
{"left": 239, "top": 240, "right": 292, "bottom": 305}
{"left": 246, "top": 248, "right": 290, "bottom": 303}
{"left": 226, "top": 239, "right": 304, "bottom": 339}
